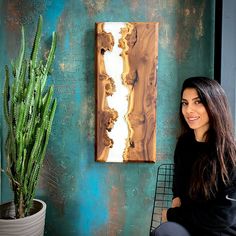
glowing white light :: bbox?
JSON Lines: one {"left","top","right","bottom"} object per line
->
{"left": 103, "top": 22, "right": 129, "bottom": 162}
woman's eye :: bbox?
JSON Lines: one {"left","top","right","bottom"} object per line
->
{"left": 181, "top": 101, "right": 187, "bottom": 106}
{"left": 195, "top": 100, "right": 202, "bottom": 104}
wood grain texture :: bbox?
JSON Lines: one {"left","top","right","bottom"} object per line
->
{"left": 122, "top": 22, "right": 158, "bottom": 162}
{"left": 96, "top": 22, "right": 158, "bottom": 162}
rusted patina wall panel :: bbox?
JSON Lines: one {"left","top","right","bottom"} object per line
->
{"left": 0, "top": 0, "right": 215, "bottom": 235}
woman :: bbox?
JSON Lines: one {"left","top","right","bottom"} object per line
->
{"left": 151, "top": 77, "right": 236, "bottom": 236}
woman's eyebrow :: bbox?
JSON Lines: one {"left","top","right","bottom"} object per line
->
{"left": 192, "top": 96, "right": 200, "bottom": 101}
{"left": 181, "top": 96, "right": 199, "bottom": 101}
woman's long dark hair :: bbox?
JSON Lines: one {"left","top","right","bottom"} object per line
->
{"left": 179, "top": 77, "right": 236, "bottom": 200}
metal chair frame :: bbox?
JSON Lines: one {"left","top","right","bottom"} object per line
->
{"left": 150, "top": 163, "right": 174, "bottom": 234}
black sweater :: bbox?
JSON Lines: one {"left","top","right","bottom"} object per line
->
{"left": 167, "top": 132, "right": 236, "bottom": 236}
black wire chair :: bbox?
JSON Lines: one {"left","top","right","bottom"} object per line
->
{"left": 150, "top": 163, "right": 174, "bottom": 234}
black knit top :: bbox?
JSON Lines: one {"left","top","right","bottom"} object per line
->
{"left": 167, "top": 132, "right": 236, "bottom": 236}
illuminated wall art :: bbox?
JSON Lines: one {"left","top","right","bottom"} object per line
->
{"left": 95, "top": 22, "right": 159, "bottom": 162}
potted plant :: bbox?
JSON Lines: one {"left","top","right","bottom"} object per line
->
{"left": 0, "top": 15, "right": 57, "bottom": 235}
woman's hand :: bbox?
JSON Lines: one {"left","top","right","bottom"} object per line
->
{"left": 161, "top": 197, "right": 181, "bottom": 223}
{"left": 172, "top": 197, "right": 181, "bottom": 208}
{"left": 161, "top": 208, "right": 168, "bottom": 223}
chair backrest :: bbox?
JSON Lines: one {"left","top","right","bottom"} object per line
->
{"left": 150, "top": 163, "right": 174, "bottom": 233}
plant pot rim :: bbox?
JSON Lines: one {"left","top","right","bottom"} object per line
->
{"left": 0, "top": 199, "right": 46, "bottom": 222}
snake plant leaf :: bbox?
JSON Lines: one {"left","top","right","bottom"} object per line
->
{"left": 16, "top": 132, "right": 24, "bottom": 175}
{"left": 3, "top": 65, "right": 10, "bottom": 125}
{"left": 15, "top": 27, "right": 25, "bottom": 81}
{"left": 31, "top": 15, "right": 42, "bottom": 69}
{"left": 40, "top": 99, "right": 57, "bottom": 163}
{"left": 41, "top": 32, "right": 57, "bottom": 90}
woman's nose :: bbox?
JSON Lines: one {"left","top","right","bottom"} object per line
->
{"left": 186, "top": 104, "right": 194, "bottom": 113}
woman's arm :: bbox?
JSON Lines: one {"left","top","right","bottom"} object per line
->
{"left": 166, "top": 174, "right": 236, "bottom": 231}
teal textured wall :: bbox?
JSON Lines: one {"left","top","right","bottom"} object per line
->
{"left": 0, "top": 0, "right": 215, "bottom": 235}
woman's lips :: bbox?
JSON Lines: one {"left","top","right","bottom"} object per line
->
{"left": 186, "top": 116, "right": 200, "bottom": 123}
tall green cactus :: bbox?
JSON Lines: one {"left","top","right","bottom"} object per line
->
{"left": 3, "top": 15, "right": 57, "bottom": 218}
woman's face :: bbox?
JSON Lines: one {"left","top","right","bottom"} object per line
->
{"left": 181, "top": 88, "right": 209, "bottom": 141}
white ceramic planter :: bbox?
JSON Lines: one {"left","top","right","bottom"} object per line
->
{"left": 0, "top": 199, "right": 46, "bottom": 236}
